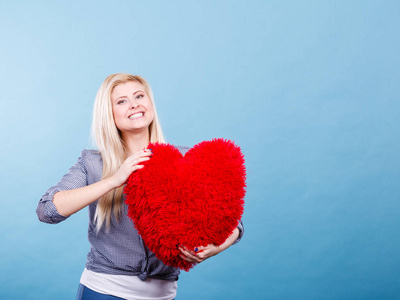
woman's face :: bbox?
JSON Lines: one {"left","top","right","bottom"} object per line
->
{"left": 111, "top": 81, "right": 155, "bottom": 135}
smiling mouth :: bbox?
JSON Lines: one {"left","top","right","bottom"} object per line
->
{"left": 129, "top": 112, "right": 144, "bottom": 119}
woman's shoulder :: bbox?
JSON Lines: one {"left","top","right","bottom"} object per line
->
{"left": 77, "top": 149, "right": 103, "bottom": 181}
{"left": 80, "top": 149, "right": 101, "bottom": 158}
{"left": 79, "top": 149, "right": 103, "bottom": 166}
{"left": 80, "top": 149, "right": 101, "bottom": 154}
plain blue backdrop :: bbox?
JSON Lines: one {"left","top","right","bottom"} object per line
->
{"left": 1, "top": 1, "right": 399, "bottom": 299}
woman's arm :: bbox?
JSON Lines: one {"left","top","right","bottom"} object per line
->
{"left": 52, "top": 149, "right": 152, "bottom": 217}
{"left": 53, "top": 177, "right": 116, "bottom": 217}
{"left": 178, "top": 227, "right": 240, "bottom": 264}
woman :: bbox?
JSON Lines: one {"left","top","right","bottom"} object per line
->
{"left": 37, "top": 73, "right": 244, "bottom": 300}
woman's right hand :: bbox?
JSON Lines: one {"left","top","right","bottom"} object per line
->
{"left": 111, "top": 149, "right": 152, "bottom": 188}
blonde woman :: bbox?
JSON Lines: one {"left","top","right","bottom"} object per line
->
{"left": 37, "top": 73, "right": 244, "bottom": 300}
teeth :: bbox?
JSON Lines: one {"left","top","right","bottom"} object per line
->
{"left": 129, "top": 113, "right": 144, "bottom": 119}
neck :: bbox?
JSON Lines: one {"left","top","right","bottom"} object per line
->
{"left": 122, "top": 130, "right": 150, "bottom": 157}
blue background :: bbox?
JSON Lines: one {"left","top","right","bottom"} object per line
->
{"left": 1, "top": 1, "right": 399, "bottom": 299}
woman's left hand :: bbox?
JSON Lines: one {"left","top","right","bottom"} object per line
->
{"left": 178, "top": 244, "right": 222, "bottom": 264}
{"left": 178, "top": 227, "right": 240, "bottom": 264}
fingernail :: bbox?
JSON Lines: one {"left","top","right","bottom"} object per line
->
{"left": 194, "top": 247, "right": 198, "bottom": 252}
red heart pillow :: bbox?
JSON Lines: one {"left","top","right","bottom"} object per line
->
{"left": 124, "top": 138, "right": 246, "bottom": 271}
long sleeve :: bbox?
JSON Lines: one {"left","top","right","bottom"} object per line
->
{"left": 233, "top": 220, "right": 244, "bottom": 245}
{"left": 36, "top": 150, "right": 89, "bottom": 224}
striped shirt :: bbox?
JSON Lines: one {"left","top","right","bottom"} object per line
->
{"left": 36, "top": 147, "right": 244, "bottom": 281}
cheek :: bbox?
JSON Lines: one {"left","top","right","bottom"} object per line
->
{"left": 146, "top": 102, "right": 155, "bottom": 120}
{"left": 148, "top": 109, "right": 155, "bottom": 121}
{"left": 112, "top": 108, "right": 125, "bottom": 127}
{"left": 147, "top": 111, "right": 155, "bottom": 126}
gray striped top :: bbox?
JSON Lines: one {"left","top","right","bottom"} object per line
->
{"left": 36, "top": 147, "right": 244, "bottom": 281}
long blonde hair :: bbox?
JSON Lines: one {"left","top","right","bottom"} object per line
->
{"left": 91, "top": 73, "right": 165, "bottom": 232}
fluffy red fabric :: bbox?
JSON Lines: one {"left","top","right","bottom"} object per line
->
{"left": 124, "top": 138, "right": 246, "bottom": 271}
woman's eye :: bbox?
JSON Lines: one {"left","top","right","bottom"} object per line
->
{"left": 136, "top": 94, "right": 144, "bottom": 100}
{"left": 117, "top": 99, "right": 127, "bottom": 104}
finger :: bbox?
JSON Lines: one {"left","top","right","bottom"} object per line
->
{"left": 179, "top": 254, "right": 189, "bottom": 261}
{"left": 179, "top": 246, "right": 193, "bottom": 256}
{"left": 124, "top": 165, "right": 144, "bottom": 178}
{"left": 192, "top": 245, "right": 212, "bottom": 255}
{"left": 192, "top": 245, "right": 217, "bottom": 260}
{"left": 178, "top": 250, "right": 195, "bottom": 262}
{"left": 194, "top": 246, "right": 206, "bottom": 253}
{"left": 127, "top": 152, "right": 152, "bottom": 162}
{"left": 193, "top": 249, "right": 208, "bottom": 260}
{"left": 183, "top": 246, "right": 199, "bottom": 256}
{"left": 184, "top": 251, "right": 205, "bottom": 263}
{"left": 141, "top": 149, "right": 153, "bottom": 155}
{"left": 128, "top": 148, "right": 152, "bottom": 158}
{"left": 124, "top": 154, "right": 152, "bottom": 168}
{"left": 180, "top": 253, "right": 201, "bottom": 263}
{"left": 179, "top": 254, "right": 196, "bottom": 262}
{"left": 179, "top": 247, "right": 198, "bottom": 261}
{"left": 131, "top": 156, "right": 151, "bottom": 166}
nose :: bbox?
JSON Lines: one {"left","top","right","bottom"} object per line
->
{"left": 130, "top": 99, "right": 139, "bottom": 109}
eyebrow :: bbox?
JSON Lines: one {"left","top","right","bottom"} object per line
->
{"left": 115, "top": 90, "right": 145, "bottom": 101}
